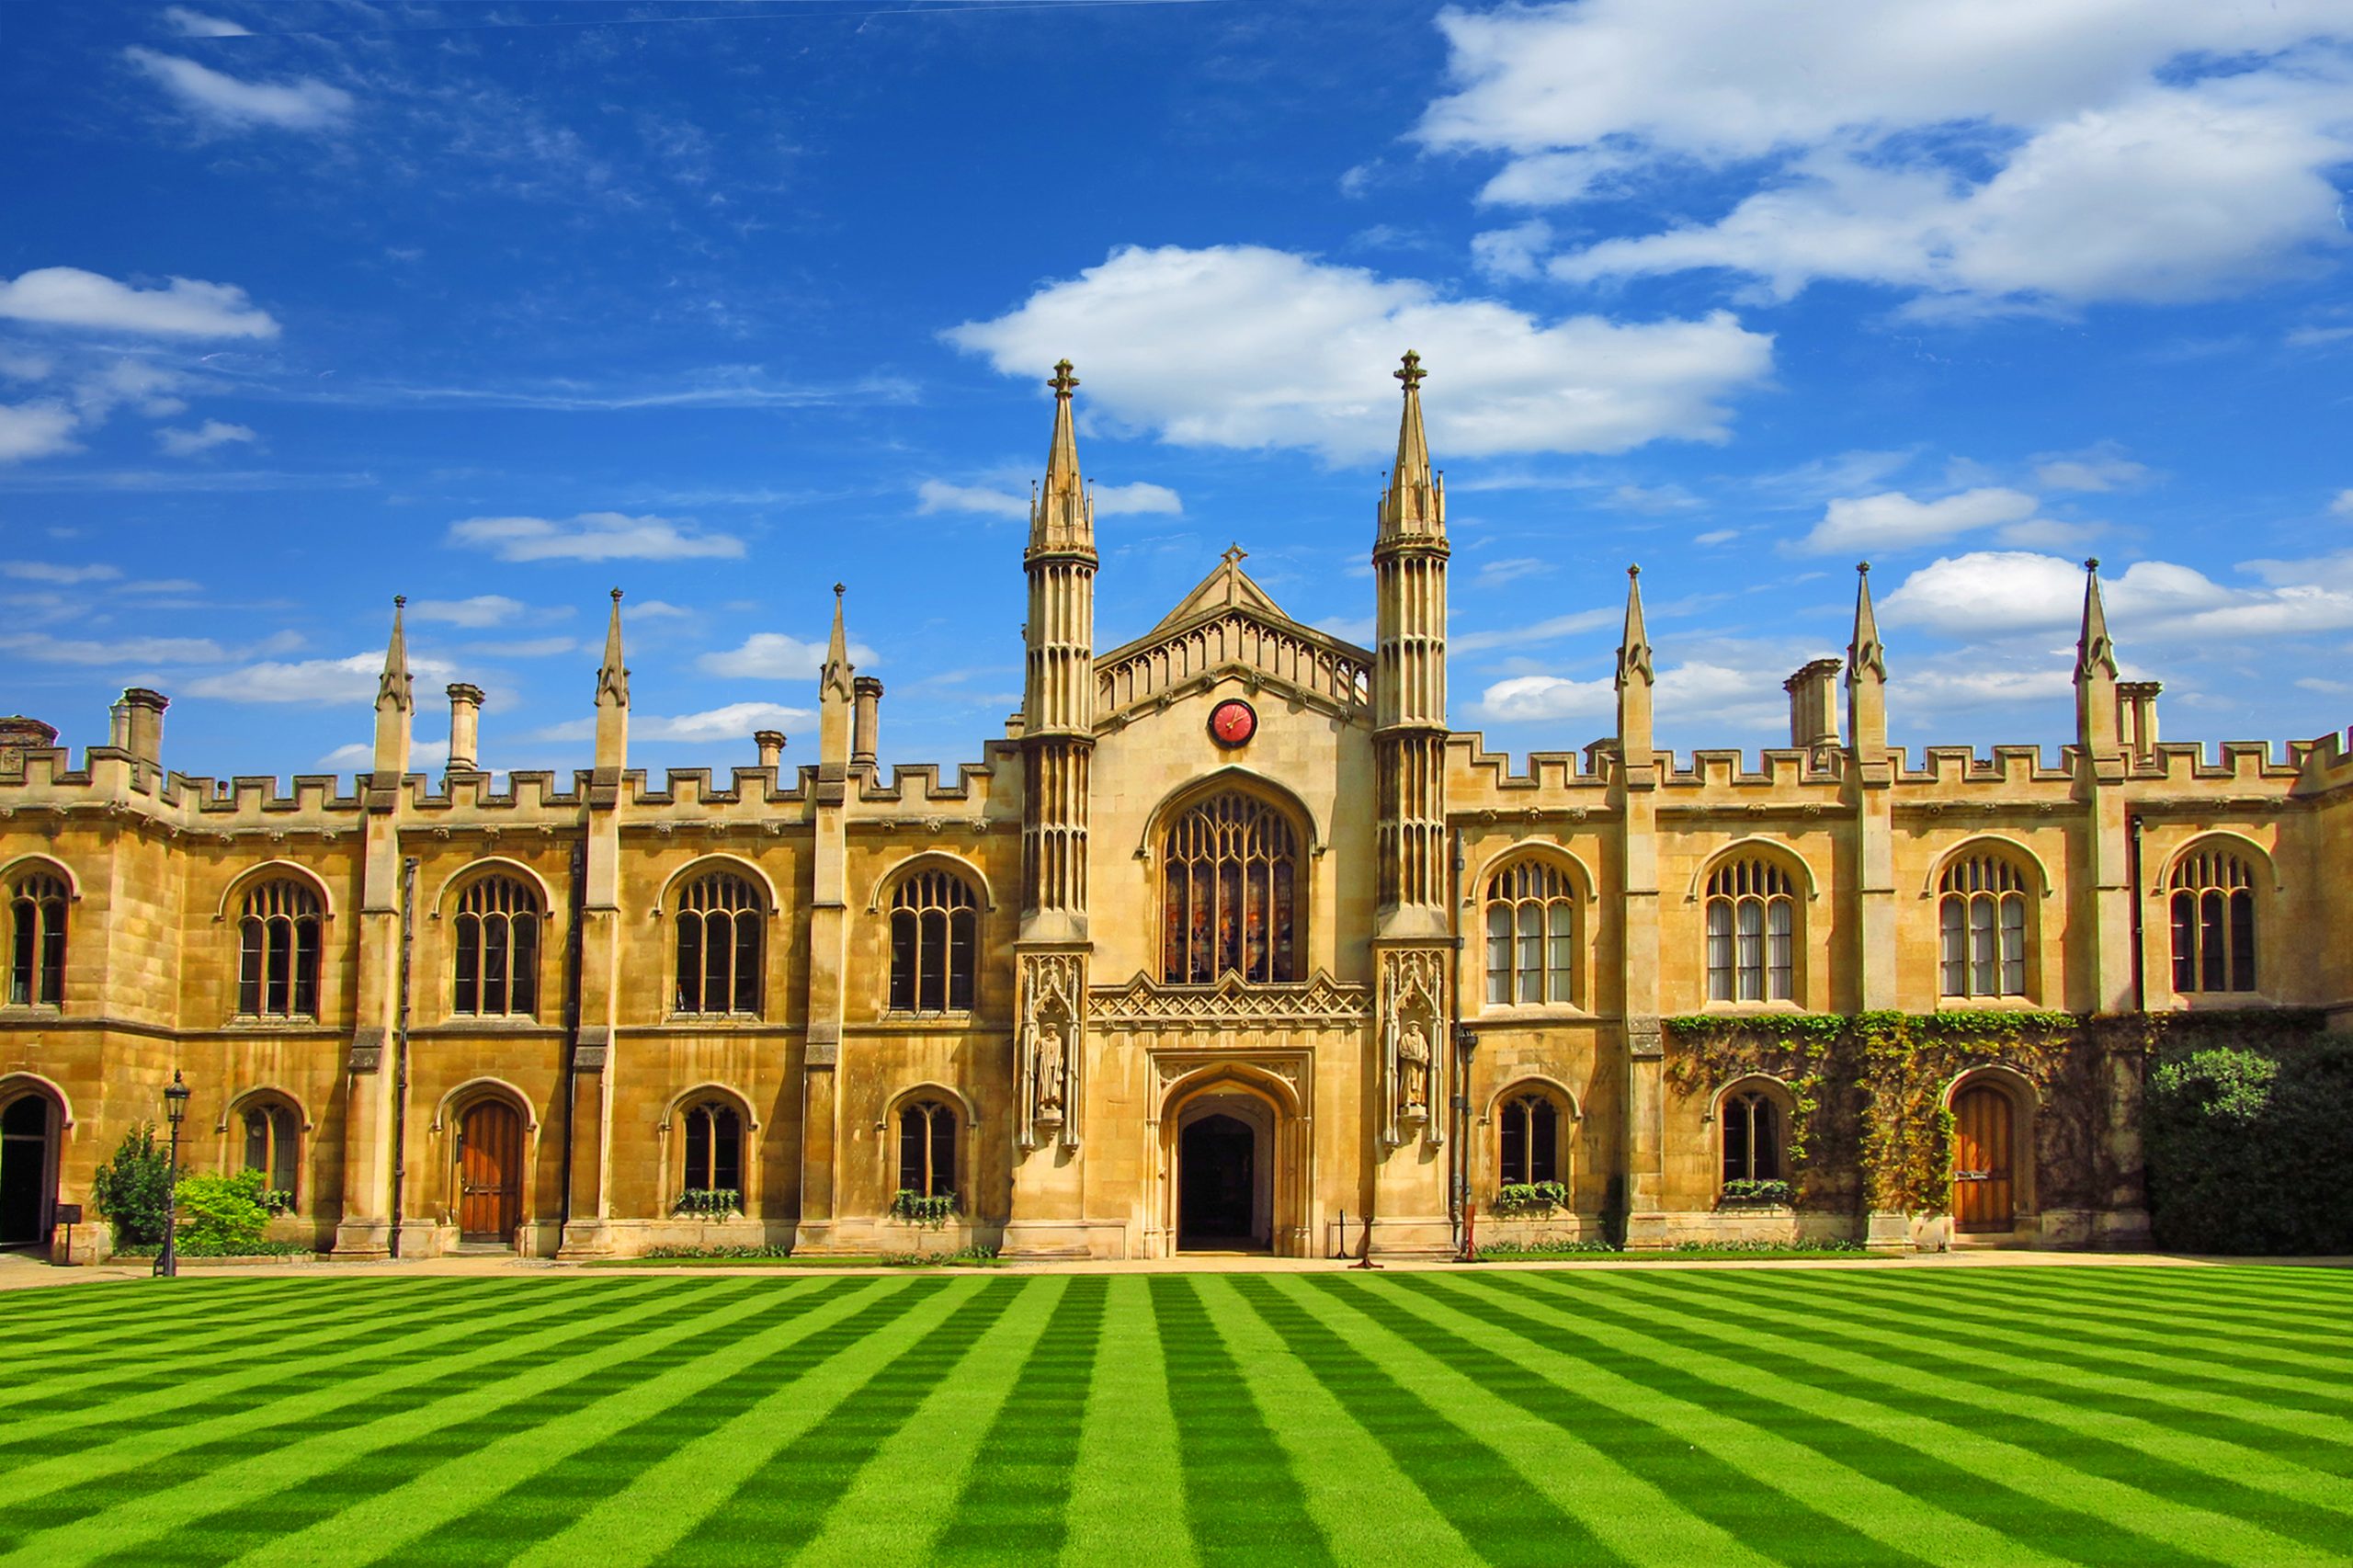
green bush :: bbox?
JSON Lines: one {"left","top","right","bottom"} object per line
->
{"left": 889, "top": 1189, "right": 959, "bottom": 1226}
{"left": 89, "top": 1124, "right": 175, "bottom": 1245}
{"left": 1720, "top": 1178, "right": 1794, "bottom": 1205}
{"left": 1490, "top": 1181, "right": 1569, "bottom": 1215}
{"left": 671, "top": 1188, "right": 743, "bottom": 1219}
{"left": 2145, "top": 1040, "right": 2353, "bottom": 1255}
{"left": 173, "top": 1170, "right": 274, "bottom": 1253}
{"left": 109, "top": 1238, "right": 312, "bottom": 1260}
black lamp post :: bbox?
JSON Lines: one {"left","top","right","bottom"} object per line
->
{"left": 156, "top": 1070, "right": 189, "bottom": 1278}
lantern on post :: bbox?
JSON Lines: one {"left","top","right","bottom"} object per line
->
{"left": 156, "top": 1071, "right": 189, "bottom": 1278}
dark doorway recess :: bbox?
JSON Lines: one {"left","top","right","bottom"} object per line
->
{"left": 0, "top": 1093, "right": 55, "bottom": 1250}
{"left": 1178, "top": 1113, "right": 1262, "bottom": 1250}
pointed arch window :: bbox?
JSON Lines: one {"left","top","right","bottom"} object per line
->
{"left": 2170, "top": 846, "right": 2256, "bottom": 994}
{"left": 1163, "top": 791, "right": 1300, "bottom": 984}
{"left": 1704, "top": 857, "right": 1795, "bottom": 1003}
{"left": 7, "top": 869, "right": 67, "bottom": 1008}
{"left": 888, "top": 869, "right": 978, "bottom": 1013}
{"left": 453, "top": 875, "right": 541, "bottom": 1018}
{"left": 237, "top": 880, "right": 323, "bottom": 1020}
{"left": 674, "top": 870, "right": 763, "bottom": 1017}
{"left": 680, "top": 1101, "right": 744, "bottom": 1203}
{"left": 1484, "top": 859, "right": 1576, "bottom": 1006}
{"left": 1938, "top": 853, "right": 2029, "bottom": 998}
{"left": 897, "top": 1098, "right": 957, "bottom": 1199}
{"left": 1722, "top": 1090, "right": 1785, "bottom": 1186}
{"left": 241, "top": 1099, "right": 301, "bottom": 1209}
{"left": 1496, "top": 1090, "right": 1563, "bottom": 1187}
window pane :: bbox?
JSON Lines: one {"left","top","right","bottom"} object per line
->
{"left": 1939, "top": 897, "right": 1965, "bottom": 994}
{"left": 2229, "top": 889, "right": 2255, "bottom": 992}
{"left": 240, "top": 919, "right": 262, "bottom": 1015}
{"left": 1485, "top": 903, "right": 1511, "bottom": 1006}
{"left": 1735, "top": 900, "right": 1764, "bottom": 1002}
{"left": 1723, "top": 1096, "right": 1750, "bottom": 1183}
{"left": 919, "top": 909, "right": 947, "bottom": 1012}
{"left": 897, "top": 1108, "right": 924, "bottom": 1193}
{"left": 2200, "top": 890, "right": 2226, "bottom": 993}
{"left": 2170, "top": 892, "right": 2195, "bottom": 993}
{"left": 685, "top": 1108, "right": 710, "bottom": 1189}
{"left": 272, "top": 1108, "right": 298, "bottom": 1199}
{"left": 512, "top": 915, "right": 539, "bottom": 1017}
{"left": 1755, "top": 1100, "right": 1782, "bottom": 1180}
{"left": 1499, "top": 1102, "right": 1526, "bottom": 1185}
{"left": 948, "top": 909, "right": 974, "bottom": 1012}
{"left": 733, "top": 914, "right": 761, "bottom": 1015}
{"left": 1547, "top": 902, "right": 1574, "bottom": 1005}
{"left": 1999, "top": 898, "right": 2025, "bottom": 995}
{"left": 676, "top": 915, "right": 703, "bottom": 1013}
{"left": 244, "top": 1108, "right": 268, "bottom": 1176}
{"left": 1969, "top": 897, "right": 1995, "bottom": 997}
{"left": 294, "top": 919, "right": 319, "bottom": 1017}
{"left": 1706, "top": 902, "right": 1733, "bottom": 1002}
{"left": 713, "top": 1108, "right": 743, "bottom": 1194}
{"left": 1517, "top": 903, "right": 1540, "bottom": 1004}
{"left": 11, "top": 901, "right": 34, "bottom": 1005}
{"left": 454, "top": 915, "right": 480, "bottom": 1015}
{"left": 1529, "top": 1099, "right": 1558, "bottom": 1185}
{"left": 930, "top": 1107, "right": 957, "bottom": 1198}
{"left": 1767, "top": 902, "right": 1793, "bottom": 1002}
{"left": 483, "top": 915, "right": 508, "bottom": 1017}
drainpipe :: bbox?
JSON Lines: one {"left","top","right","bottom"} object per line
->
{"left": 1449, "top": 826, "right": 1468, "bottom": 1254}
{"left": 390, "top": 857, "right": 416, "bottom": 1259}
{"left": 558, "top": 838, "right": 587, "bottom": 1233}
{"left": 2127, "top": 814, "right": 2146, "bottom": 1014}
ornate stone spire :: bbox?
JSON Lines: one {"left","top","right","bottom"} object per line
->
{"left": 822, "top": 582, "right": 855, "bottom": 701}
{"left": 371, "top": 596, "right": 414, "bottom": 777}
{"left": 2075, "top": 557, "right": 2118, "bottom": 681}
{"left": 1847, "top": 562, "right": 1887, "bottom": 757}
{"left": 1029, "top": 358, "right": 1095, "bottom": 560}
{"left": 819, "top": 583, "right": 857, "bottom": 771}
{"left": 376, "top": 596, "right": 414, "bottom": 712}
{"left": 1616, "top": 564, "right": 1654, "bottom": 688}
{"left": 594, "top": 587, "right": 629, "bottom": 772}
{"left": 1376, "top": 350, "right": 1443, "bottom": 540}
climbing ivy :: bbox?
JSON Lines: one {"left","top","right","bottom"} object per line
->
{"left": 1665, "top": 1008, "right": 2327, "bottom": 1217}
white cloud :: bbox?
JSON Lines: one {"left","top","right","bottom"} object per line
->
{"left": 124, "top": 47, "right": 354, "bottom": 131}
{"left": 946, "top": 244, "right": 1774, "bottom": 461}
{"left": 0, "top": 267, "right": 278, "bottom": 337}
{"left": 156, "top": 418, "right": 256, "bottom": 456}
{"left": 1655, "top": 659, "right": 1791, "bottom": 732}
{"left": 1093, "top": 482, "right": 1183, "bottom": 517}
{"left": 629, "top": 599, "right": 694, "bottom": 619}
{"left": 187, "top": 649, "right": 456, "bottom": 704}
{"left": 1878, "top": 550, "right": 2353, "bottom": 643}
{"left": 916, "top": 480, "right": 1028, "bottom": 521}
{"left": 406, "top": 595, "right": 529, "bottom": 629}
{"left": 699, "top": 631, "right": 878, "bottom": 680}
{"left": 447, "top": 511, "right": 744, "bottom": 562}
{"left": 1422, "top": 3, "right": 2353, "bottom": 312}
{"left": 318, "top": 738, "right": 449, "bottom": 772}
{"left": 461, "top": 636, "right": 576, "bottom": 659}
{"left": 1474, "top": 672, "right": 1613, "bottom": 722}
{"left": 2332, "top": 490, "right": 2353, "bottom": 519}
{"left": 1452, "top": 606, "right": 1615, "bottom": 654}
{"left": 534, "top": 701, "right": 811, "bottom": 745}
{"left": 1694, "top": 528, "right": 1738, "bottom": 547}
{"left": 0, "top": 631, "right": 237, "bottom": 665}
{"left": 2, "top": 561, "right": 120, "bottom": 585}
{"left": 0, "top": 403, "right": 80, "bottom": 462}
{"left": 1799, "top": 486, "right": 2040, "bottom": 554}
{"left": 2034, "top": 450, "right": 2152, "bottom": 493}
{"left": 1474, "top": 556, "right": 1554, "bottom": 587}
{"left": 1313, "top": 614, "right": 1377, "bottom": 645}
{"left": 1470, "top": 220, "right": 1553, "bottom": 281}
{"left": 163, "top": 7, "right": 250, "bottom": 37}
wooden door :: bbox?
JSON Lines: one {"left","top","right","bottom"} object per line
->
{"left": 1951, "top": 1085, "right": 2014, "bottom": 1233}
{"left": 458, "top": 1102, "right": 522, "bottom": 1243}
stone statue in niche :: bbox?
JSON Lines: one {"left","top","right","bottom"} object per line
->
{"left": 1398, "top": 1021, "right": 1431, "bottom": 1119}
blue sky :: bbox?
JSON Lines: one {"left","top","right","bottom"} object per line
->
{"left": 2, "top": 0, "right": 2348, "bottom": 782}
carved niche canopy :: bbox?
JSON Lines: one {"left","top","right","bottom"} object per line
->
{"left": 1089, "top": 969, "right": 1370, "bottom": 1032}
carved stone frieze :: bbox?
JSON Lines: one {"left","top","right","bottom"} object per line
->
{"left": 1088, "top": 969, "right": 1370, "bottom": 1031}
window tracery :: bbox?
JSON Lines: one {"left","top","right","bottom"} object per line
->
{"left": 238, "top": 879, "right": 323, "bottom": 1019}
{"left": 675, "top": 870, "right": 762, "bottom": 1016}
{"left": 453, "top": 875, "right": 540, "bottom": 1018}
{"left": 2170, "top": 846, "right": 2256, "bottom": 994}
{"left": 1704, "top": 857, "right": 1795, "bottom": 1004}
{"left": 889, "top": 869, "right": 977, "bottom": 1013}
{"left": 1938, "top": 853, "right": 2029, "bottom": 998}
{"left": 6, "top": 869, "right": 66, "bottom": 1008}
{"left": 1483, "top": 858, "right": 1576, "bottom": 1006}
{"left": 1162, "top": 791, "right": 1300, "bottom": 984}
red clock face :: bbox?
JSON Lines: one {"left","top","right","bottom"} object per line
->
{"left": 1209, "top": 699, "right": 1257, "bottom": 747}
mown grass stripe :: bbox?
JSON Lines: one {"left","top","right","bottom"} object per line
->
{"left": 0, "top": 1281, "right": 540, "bottom": 1437}
{"left": 795, "top": 1278, "right": 1072, "bottom": 1568}
{"left": 1529, "top": 1271, "right": 2345, "bottom": 1563}
{"left": 1753, "top": 1270, "right": 2353, "bottom": 1431}
{"left": 94, "top": 1280, "right": 858, "bottom": 1568}
{"left": 1627, "top": 1270, "right": 2353, "bottom": 1509}
{"left": 928, "top": 1276, "right": 1108, "bottom": 1567}
{"left": 1427, "top": 1270, "right": 2218, "bottom": 1567}
{"left": 0, "top": 1278, "right": 792, "bottom": 1568}
{"left": 1269, "top": 1275, "right": 1784, "bottom": 1568}
{"left": 1970, "top": 1268, "right": 2353, "bottom": 1336}
{"left": 1060, "top": 1277, "right": 1196, "bottom": 1568}
{"left": 1881, "top": 1269, "right": 2353, "bottom": 1365}
{"left": 638, "top": 1277, "right": 1028, "bottom": 1567}
{"left": 1149, "top": 1274, "right": 1337, "bottom": 1568}
{"left": 380, "top": 1277, "right": 938, "bottom": 1568}
{"left": 1354, "top": 1274, "right": 2059, "bottom": 1568}
{"left": 1196, "top": 1276, "right": 1484, "bottom": 1568}
{"left": 0, "top": 1279, "right": 685, "bottom": 1511}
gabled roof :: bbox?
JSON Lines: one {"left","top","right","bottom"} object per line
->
{"left": 1096, "top": 545, "right": 1374, "bottom": 727}
{"left": 1149, "top": 546, "right": 1293, "bottom": 635}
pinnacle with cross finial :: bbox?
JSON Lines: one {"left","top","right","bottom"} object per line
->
{"left": 1221, "top": 542, "right": 1247, "bottom": 568}
{"left": 1394, "top": 349, "right": 1425, "bottom": 392}
{"left": 1050, "top": 358, "right": 1079, "bottom": 398}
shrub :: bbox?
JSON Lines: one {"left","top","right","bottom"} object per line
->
{"left": 89, "top": 1124, "right": 175, "bottom": 1245}
{"left": 889, "top": 1189, "right": 959, "bottom": 1226}
{"left": 173, "top": 1170, "right": 274, "bottom": 1254}
{"left": 2145, "top": 1040, "right": 2353, "bottom": 1256}
{"left": 642, "top": 1244, "right": 795, "bottom": 1259}
{"left": 1491, "top": 1181, "right": 1569, "bottom": 1215}
{"left": 672, "top": 1188, "right": 743, "bottom": 1219}
{"left": 1720, "top": 1178, "right": 1794, "bottom": 1205}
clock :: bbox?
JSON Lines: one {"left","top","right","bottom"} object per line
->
{"left": 1208, "top": 699, "right": 1257, "bottom": 748}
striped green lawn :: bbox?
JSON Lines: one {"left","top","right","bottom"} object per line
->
{"left": 2, "top": 1266, "right": 2348, "bottom": 1566}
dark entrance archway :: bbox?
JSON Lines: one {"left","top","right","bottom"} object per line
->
{"left": 1178, "top": 1113, "right": 1264, "bottom": 1250}
{"left": 0, "top": 1091, "right": 57, "bottom": 1251}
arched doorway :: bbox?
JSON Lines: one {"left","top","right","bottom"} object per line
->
{"left": 457, "top": 1100, "right": 523, "bottom": 1244}
{"left": 1951, "top": 1084, "right": 2015, "bottom": 1233}
{"left": 1179, "top": 1113, "right": 1263, "bottom": 1249}
{"left": 0, "top": 1091, "right": 57, "bottom": 1251}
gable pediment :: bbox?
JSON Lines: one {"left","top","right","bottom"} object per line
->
{"left": 1095, "top": 555, "right": 1372, "bottom": 726}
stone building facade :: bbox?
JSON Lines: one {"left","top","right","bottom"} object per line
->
{"left": 5, "top": 356, "right": 2350, "bottom": 1263}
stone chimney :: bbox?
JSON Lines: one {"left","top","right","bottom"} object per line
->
{"left": 446, "top": 684, "right": 485, "bottom": 774}
{"left": 117, "top": 687, "right": 168, "bottom": 770}
{"left": 2117, "top": 680, "right": 2162, "bottom": 765}
{"left": 1783, "top": 659, "right": 1841, "bottom": 755}
{"left": 755, "top": 729, "right": 787, "bottom": 772}
{"left": 852, "top": 676, "right": 883, "bottom": 768}
{"left": 0, "top": 715, "right": 58, "bottom": 778}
